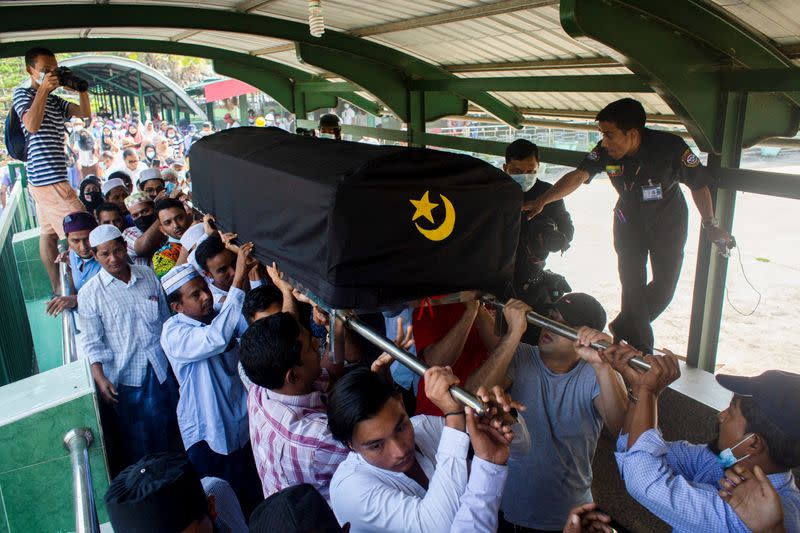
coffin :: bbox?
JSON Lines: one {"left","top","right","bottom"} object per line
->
{"left": 190, "top": 127, "right": 521, "bottom": 310}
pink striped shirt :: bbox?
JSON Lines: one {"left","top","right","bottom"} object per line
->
{"left": 247, "top": 373, "right": 349, "bottom": 503}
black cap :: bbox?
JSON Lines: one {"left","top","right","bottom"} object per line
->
{"left": 105, "top": 452, "right": 208, "bottom": 533}
{"left": 249, "top": 484, "right": 342, "bottom": 533}
{"left": 553, "top": 292, "right": 606, "bottom": 331}
{"left": 318, "top": 113, "right": 341, "bottom": 129}
{"left": 716, "top": 371, "right": 800, "bottom": 440}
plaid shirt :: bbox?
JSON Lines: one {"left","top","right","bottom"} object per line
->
{"left": 615, "top": 428, "right": 800, "bottom": 533}
{"left": 78, "top": 265, "right": 171, "bottom": 387}
{"left": 247, "top": 371, "right": 349, "bottom": 503}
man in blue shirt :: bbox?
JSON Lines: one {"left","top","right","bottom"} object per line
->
{"left": 45, "top": 211, "right": 100, "bottom": 316}
{"left": 160, "top": 244, "right": 262, "bottom": 516}
{"left": 606, "top": 345, "right": 800, "bottom": 532}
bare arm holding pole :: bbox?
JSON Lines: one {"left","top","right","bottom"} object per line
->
{"left": 480, "top": 294, "right": 654, "bottom": 372}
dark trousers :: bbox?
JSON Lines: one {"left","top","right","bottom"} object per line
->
{"left": 187, "top": 440, "right": 263, "bottom": 519}
{"left": 99, "top": 364, "right": 182, "bottom": 477}
{"left": 610, "top": 202, "right": 688, "bottom": 354}
{"left": 498, "top": 513, "right": 560, "bottom": 533}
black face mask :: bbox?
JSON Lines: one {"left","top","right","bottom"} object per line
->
{"left": 133, "top": 213, "right": 157, "bottom": 232}
{"left": 81, "top": 191, "right": 104, "bottom": 213}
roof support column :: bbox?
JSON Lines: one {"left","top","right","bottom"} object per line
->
{"left": 136, "top": 71, "right": 146, "bottom": 121}
{"left": 408, "top": 90, "right": 425, "bottom": 148}
{"left": 293, "top": 84, "right": 307, "bottom": 122}
{"left": 174, "top": 92, "right": 181, "bottom": 124}
{"left": 686, "top": 91, "right": 745, "bottom": 371}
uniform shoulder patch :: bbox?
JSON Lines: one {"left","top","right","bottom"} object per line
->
{"left": 681, "top": 148, "right": 701, "bottom": 168}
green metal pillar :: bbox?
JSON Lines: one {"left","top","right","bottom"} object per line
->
{"left": 686, "top": 91, "right": 746, "bottom": 372}
{"left": 136, "top": 71, "right": 146, "bottom": 121}
{"left": 408, "top": 90, "right": 425, "bottom": 147}
{"left": 110, "top": 93, "right": 117, "bottom": 117}
{"left": 205, "top": 103, "right": 215, "bottom": 126}
{"left": 293, "top": 84, "right": 307, "bottom": 123}
{"left": 173, "top": 93, "right": 181, "bottom": 124}
{"left": 238, "top": 94, "right": 249, "bottom": 124}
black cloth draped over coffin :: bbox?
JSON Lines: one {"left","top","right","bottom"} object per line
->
{"left": 190, "top": 127, "right": 522, "bottom": 310}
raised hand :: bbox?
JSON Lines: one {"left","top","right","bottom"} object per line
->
{"left": 574, "top": 327, "right": 613, "bottom": 366}
{"left": 720, "top": 465, "right": 785, "bottom": 533}
{"left": 465, "top": 405, "right": 513, "bottom": 466}
{"left": 423, "top": 366, "right": 462, "bottom": 415}
{"left": 562, "top": 503, "right": 612, "bottom": 533}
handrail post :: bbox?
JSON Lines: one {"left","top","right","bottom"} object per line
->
{"left": 63, "top": 428, "right": 100, "bottom": 533}
{"left": 58, "top": 244, "right": 79, "bottom": 364}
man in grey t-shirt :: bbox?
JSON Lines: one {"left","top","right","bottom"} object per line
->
{"left": 466, "top": 294, "right": 628, "bottom": 532}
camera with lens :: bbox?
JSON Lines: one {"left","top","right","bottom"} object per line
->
{"left": 527, "top": 217, "right": 568, "bottom": 254}
{"left": 515, "top": 261, "right": 572, "bottom": 344}
{"left": 53, "top": 67, "right": 89, "bottom": 92}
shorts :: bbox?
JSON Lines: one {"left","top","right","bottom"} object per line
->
{"left": 27, "top": 181, "right": 86, "bottom": 239}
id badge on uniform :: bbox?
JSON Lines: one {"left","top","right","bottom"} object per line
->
{"left": 641, "top": 184, "right": 663, "bottom": 202}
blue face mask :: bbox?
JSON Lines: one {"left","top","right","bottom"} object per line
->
{"left": 165, "top": 182, "right": 176, "bottom": 195}
{"left": 509, "top": 173, "right": 537, "bottom": 192}
{"left": 717, "top": 433, "right": 754, "bottom": 468}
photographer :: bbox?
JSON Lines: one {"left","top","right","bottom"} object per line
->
{"left": 13, "top": 47, "right": 91, "bottom": 293}
{"left": 504, "top": 139, "right": 574, "bottom": 343}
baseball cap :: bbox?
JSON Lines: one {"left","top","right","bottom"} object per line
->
{"left": 249, "top": 484, "right": 342, "bottom": 533}
{"left": 553, "top": 292, "right": 606, "bottom": 332}
{"left": 716, "top": 370, "right": 800, "bottom": 439}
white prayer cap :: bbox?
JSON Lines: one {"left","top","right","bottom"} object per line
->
{"left": 89, "top": 224, "right": 123, "bottom": 248}
{"left": 161, "top": 263, "right": 201, "bottom": 296}
{"left": 137, "top": 167, "right": 163, "bottom": 188}
{"left": 180, "top": 223, "right": 206, "bottom": 251}
{"left": 101, "top": 177, "right": 126, "bottom": 197}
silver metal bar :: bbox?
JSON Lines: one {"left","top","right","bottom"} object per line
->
{"left": 63, "top": 428, "right": 100, "bottom": 533}
{"left": 58, "top": 244, "right": 78, "bottom": 365}
{"left": 328, "top": 309, "right": 338, "bottom": 364}
{"left": 336, "top": 311, "right": 487, "bottom": 415}
{"left": 480, "top": 294, "right": 655, "bottom": 372}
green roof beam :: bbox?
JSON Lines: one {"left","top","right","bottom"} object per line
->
{"left": 0, "top": 38, "right": 378, "bottom": 117}
{"left": 0, "top": 4, "right": 521, "bottom": 127}
{"left": 410, "top": 75, "right": 653, "bottom": 93}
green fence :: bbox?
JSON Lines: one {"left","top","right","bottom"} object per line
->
{"left": 0, "top": 165, "right": 37, "bottom": 385}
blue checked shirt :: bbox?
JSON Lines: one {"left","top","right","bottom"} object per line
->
{"left": 615, "top": 428, "right": 800, "bottom": 533}
{"left": 160, "top": 286, "right": 250, "bottom": 455}
{"left": 78, "top": 265, "right": 171, "bottom": 387}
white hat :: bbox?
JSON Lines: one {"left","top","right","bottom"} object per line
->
{"left": 137, "top": 167, "right": 163, "bottom": 187}
{"left": 101, "top": 177, "right": 126, "bottom": 197}
{"left": 89, "top": 224, "right": 123, "bottom": 248}
{"left": 179, "top": 223, "right": 207, "bottom": 251}
{"left": 161, "top": 263, "right": 201, "bottom": 296}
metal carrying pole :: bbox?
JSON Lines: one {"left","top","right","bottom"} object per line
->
{"left": 58, "top": 244, "right": 79, "bottom": 365}
{"left": 480, "top": 294, "right": 655, "bottom": 372}
{"left": 336, "top": 311, "right": 488, "bottom": 416}
{"left": 63, "top": 428, "right": 100, "bottom": 533}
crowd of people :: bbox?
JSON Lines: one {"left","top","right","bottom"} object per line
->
{"left": 7, "top": 47, "right": 800, "bottom": 533}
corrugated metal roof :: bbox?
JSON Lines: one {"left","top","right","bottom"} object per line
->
{"left": 0, "top": 0, "right": 797, "bottom": 125}
{"left": 712, "top": 0, "right": 800, "bottom": 46}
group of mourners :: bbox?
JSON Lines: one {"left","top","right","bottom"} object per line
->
{"left": 10, "top": 46, "right": 800, "bottom": 533}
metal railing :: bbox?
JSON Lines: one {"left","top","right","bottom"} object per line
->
{"left": 63, "top": 428, "right": 100, "bottom": 533}
{"left": 0, "top": 165, "right": 37, "bottom": 385}
{"left": 58, "top": 243, "right": 80, "bottom": 365}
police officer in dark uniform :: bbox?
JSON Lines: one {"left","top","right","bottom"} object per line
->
{"left": 522, "top": 98, "right": 731, "bottom": 353}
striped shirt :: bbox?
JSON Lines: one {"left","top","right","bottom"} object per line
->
{"left": 12, "top": 86, "right": 71, "bottom": 186}
{"left": 77, "top": 265, "right": 171, "bottom": 387}
{"left": 247, "top": 370, "right": 349, "bottom": 503}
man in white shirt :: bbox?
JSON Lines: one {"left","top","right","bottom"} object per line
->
{"left": 160, "top": 246, "right": 263, "bottom": 516}
{"left": 327, "top": 365, "right": 521, "bottom": 533}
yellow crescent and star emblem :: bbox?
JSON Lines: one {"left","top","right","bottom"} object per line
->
{"left": 409, "top": 190, "right": 456, "bottom": 241}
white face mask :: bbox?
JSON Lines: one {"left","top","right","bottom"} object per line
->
{"left": 319, "top": 132, "right": 336, "bottom": 140}
{"left": 36, "top": 71, "right": 46, "bottom": 85}
{"left": 717, "top": 433, "right": 755, "bottom": 469}
{"left": 509, "top": 173, "right": 537, "bottom": 192}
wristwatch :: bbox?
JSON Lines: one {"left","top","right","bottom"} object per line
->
{"left": 702, "top": 216, "right": 719, "bottom": 229}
